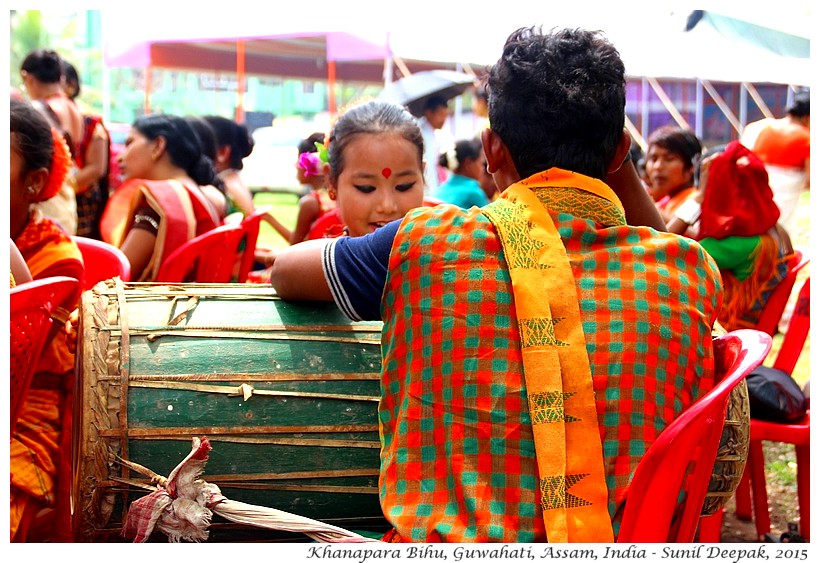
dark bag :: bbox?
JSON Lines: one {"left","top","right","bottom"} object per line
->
{"left": 746, "top": 365, "right": 808, "bottom": 422}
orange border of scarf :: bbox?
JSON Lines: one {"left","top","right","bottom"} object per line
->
{"left": 483, "top": 168, "right": 619, "bottom": 542}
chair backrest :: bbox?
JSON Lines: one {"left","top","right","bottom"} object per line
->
{"left": 772, "top": 276, "right": 810, "bottom": 376}
{"left": 9, "top": 276, "right": 81, "bottom": 428}
{"left": 236, "top": 206, "right": 269, "bottom": 283}
{"left": 155, "top": 224, "right": 245, "bottom": 283}
{"left": 72, "top": 235, "right": 132, "bottom": 291}
{"left": 755, "top": 249, "right": 809, "bottom": 336}
{"left": 617, "top": 329, "right": 772, "bottom": 543}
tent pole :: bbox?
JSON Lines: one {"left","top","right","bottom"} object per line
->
{"left": 742, "top": 82, "right": 774, "bottom": 120}
{"left": 328, "top": 60, "right": 337, "bottom": 117}
{"left": 144, "top": 65, "right": 152, "bottom": 115}
{"left": 701, "top": 80, "right": 741, "bottom": 135}
{"left": 646, "top": 77, "right": 689, "bottom": 129}
{"left": 383, "top": 32, "right": 393, "bottom": 87}
{"left": 695, "top": 79, "right": 704, "bottom": 140}
{"left": 236, "top": 40, "right": 246, "bottom": 123}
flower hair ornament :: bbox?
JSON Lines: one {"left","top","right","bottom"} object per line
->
{"left": 445, "top": 146, "right": 459, "bottom": 172}
{"left": 297, "top": 141, "right": 330, "bottom": 178}
{"left": 35, "top": 128, "right": 72, "bottom": 202}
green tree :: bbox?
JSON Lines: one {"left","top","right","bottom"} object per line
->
{"left": 9, "top": 10, "right": 49, "bottom": 90}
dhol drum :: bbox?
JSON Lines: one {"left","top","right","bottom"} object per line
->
{"left": 71, "top": 279, "right": 385, "bottom": 542}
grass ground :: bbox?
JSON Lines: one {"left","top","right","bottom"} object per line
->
{"left": 253, "top": 191, "right": 303, "bottom": 250}
{"left": 252, "top": 190, "right": 811, "bottom": 542}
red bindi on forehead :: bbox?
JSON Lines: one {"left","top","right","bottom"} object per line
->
{"left": 381, "top": 167, "right": 392, "bottom": 179}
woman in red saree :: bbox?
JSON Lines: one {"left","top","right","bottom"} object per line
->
{"left": 101, "top": 114, "right": 225, "bottom": 281}
{"left": 10, "top": 98, "right": 84, "bottom": 541}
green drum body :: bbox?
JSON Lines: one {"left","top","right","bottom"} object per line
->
{"left": 72, "top": 280, "right": 386, "bottom": 542}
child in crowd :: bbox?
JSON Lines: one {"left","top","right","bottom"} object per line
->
{"left": 323, "top": 101, "right": 425, "bottom": 238}
{"left": 644, "top": 125, "right": 703, "bottom": 223}
{"left": 434, "top": 138, "right": 489, "bottom": 209}
{"left": 262, "top": 100, "right": 426, "bottom": 273}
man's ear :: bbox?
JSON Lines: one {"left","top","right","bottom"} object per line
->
{"left": 608, "top": 129, "right": 632, "bottom": 173}
{"left": 482, "top": 128, "right": 520, "bottom": 190}
{"left": 481, "top": 128, "right": 505, "bottom": 174}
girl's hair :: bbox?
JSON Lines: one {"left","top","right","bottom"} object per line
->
{"left": 647, "top": 126, "right": 703, "bottom": 170}
{"left": 62, "top": 60, "right": 80, "bottom": 99}
{"left": 10, "top": 98, "right": 69, "bottom": 202}
{"left": 186, "top": 116, "right": 225, "bottom": 193}
{"left": 439, "top": 138, "right": 483, "bottom": 171}
{"left": 10, "top": 98, "right": 54, "bottom": 172}
{"left": 203, "top": 115, "right": 254, "bottom": 170}
{"left": 299, "top": 132, "right": 326, "bottom": 154}
{"left": 20, "top": 49, "right": 63, "bottom": 84}
{"left": 326, "top": 100, "right": 423, "bottom": 181}
{"left": 133, "top": 113, "right": 218, "bottom": 187}
{"left": 186, "top": 116, "right": 218, "bottom": 161}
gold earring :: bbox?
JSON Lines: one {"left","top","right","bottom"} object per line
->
{"left": 26, "top": 185, "right": 37, "bottom": 196}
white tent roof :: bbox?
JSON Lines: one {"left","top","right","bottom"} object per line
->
{"left": 100, "top": 3, "right": 812, "bottom": 86}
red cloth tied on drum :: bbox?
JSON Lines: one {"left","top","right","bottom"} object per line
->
{"left": 123, "top": 437, "right": 226, "bottom": 543}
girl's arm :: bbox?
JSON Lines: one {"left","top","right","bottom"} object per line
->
{"left": 74, "top": 128, "right": 108, "bottom": 194}
{"left": 119, "top": 228, "right": 156, "bottom": 281}
{"left": 270, "top": 238, "right": 333, "bottom": 300}
{"left": 10, "top": 239, "right": 32, "bottom": 285}
{"left": 289, "top": 195, "right": 321, "bottom": 244}
{"left": 263, "top": 210, "right": 293, "bottom": 243}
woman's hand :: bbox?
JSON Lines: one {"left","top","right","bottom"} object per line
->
{"left": 65, "top": 308, "right": 79, "bottom": 354}
{"left": 695, "top": 153, "right": 719, "bottom": 204}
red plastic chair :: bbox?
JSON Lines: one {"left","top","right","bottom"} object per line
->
{"left": 754, "top": 249, "right": 808, "bottom": 336}
{"left": 236, "top": 207, "right": 268, "bottom": 283}
{"left": 72, "top": 235, "right": 132, "bottom": 290}
{"left": 737, "top": 277, "right": 810, "bottom": 540}
{"left": 9, "top": 276, "right": 81, "bottom": 429}
{"left": 617, "top": 329, "right": 772, "bottom": 542}
{"left": 155, "top": 224, "right": 245, "bottom": 283}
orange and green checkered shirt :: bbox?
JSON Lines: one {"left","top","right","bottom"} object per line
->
{"left": 377, "top": 183, "right": 722, "bottom": 542}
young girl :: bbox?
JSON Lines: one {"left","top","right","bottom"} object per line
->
{"left": 262, "top": 100, "right": 425, "bottom": 275}
{"left": 325, "top": 102, "right": 425, "bottom": 238}
{"left": 434, "top": 138, "right": 489, "bottom": 209}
